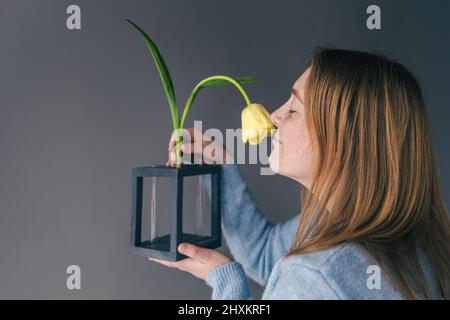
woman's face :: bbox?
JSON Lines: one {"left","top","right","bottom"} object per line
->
{"left": 269, "top": 68, "right": 316, "bottom": 188}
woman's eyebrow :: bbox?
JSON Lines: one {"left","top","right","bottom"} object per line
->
{"left": 291, "top": 88, "right": 304, "bottom": 104}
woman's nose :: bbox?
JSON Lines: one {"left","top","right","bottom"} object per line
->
{"left": 270, "top": 111, "right": 281, "bottom": 128}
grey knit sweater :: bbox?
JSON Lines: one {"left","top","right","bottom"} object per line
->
{"left": 203, "top": 165, "right": 442, "bottom": 300}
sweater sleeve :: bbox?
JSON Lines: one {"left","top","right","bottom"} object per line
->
{"left": 205, "top": 262, "right": 253, "bottom": 300}
{"left": 203, "top": 164, "right": 299, "bottom": 286}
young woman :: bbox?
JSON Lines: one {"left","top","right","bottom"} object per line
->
{"left": 151, "top": 48, "right": 450, "bottom": 300}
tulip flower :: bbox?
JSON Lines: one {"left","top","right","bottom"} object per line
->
{"left": 241, "top": 103, "right": 276, "bottom": 145}
{"left": 127, "top": 19, "right": 273, "bottom": 167}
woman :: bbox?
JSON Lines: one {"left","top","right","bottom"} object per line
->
{"left": 150, "top": 48, "right": 450, "bottom": 299}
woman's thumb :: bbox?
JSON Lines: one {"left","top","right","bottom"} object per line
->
{"left": 178, "top": 243, "right": 209, "bottom": 262}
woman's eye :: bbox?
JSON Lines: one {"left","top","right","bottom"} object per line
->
{"left": 288, "top": 109, "right": 296, "bottom": 114}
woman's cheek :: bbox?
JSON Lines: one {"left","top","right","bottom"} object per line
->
{"left": 286, "top": 128, "right": 313, "bottom": 177}
{"left": 298, "top": 133, "right": 315, "bottom": 177}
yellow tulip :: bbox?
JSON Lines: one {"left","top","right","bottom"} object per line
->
{"left": 241, "top": 103, "right": 276, "bottom": 145}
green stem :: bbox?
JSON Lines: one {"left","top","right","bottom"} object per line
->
{"left": 175, "top": 75, "right": 252, "bottom": 168}
{"left": 180, "top": 76, "right": 251, "bottom": 129}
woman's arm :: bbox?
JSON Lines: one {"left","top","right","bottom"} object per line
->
{"left": 205, "top": 258, "right": 340, "bottom": 300}
{"left": 203, "top": 164, "right": 299, "bottom": 286}
{"left": 206, "top": 261, "right": 253, "bottom": 300}
{"left": 167, "top": 129, "right": 298, "bottom": 287}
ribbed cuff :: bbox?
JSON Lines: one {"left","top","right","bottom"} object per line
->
{"left": 206, "top": 261, "right": 251, "bottom": 300}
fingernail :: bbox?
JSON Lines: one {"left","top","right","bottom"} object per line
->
{"left": 178, "top": 243, "right": 186, "bottom": 252}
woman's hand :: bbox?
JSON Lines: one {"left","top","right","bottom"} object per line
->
{"left": 166, "top": 127, "right": 232, "bottom": 167}
{"left": 149, "top": 243, "right": 232, "bottom": 280}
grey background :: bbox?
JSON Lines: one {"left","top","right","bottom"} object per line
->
{"left": 0, "top": 0, "right": 448, "bottom": 299}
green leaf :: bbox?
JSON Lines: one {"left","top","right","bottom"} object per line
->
{"left": 201, "top": 76, "right": 262, "bottom": 88}
{"left": 126, "top": 19, "right": 179, "bottom": 129}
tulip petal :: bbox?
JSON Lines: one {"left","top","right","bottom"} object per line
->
{"left": 241, "top": 103, "right": 275, "bottom": 145}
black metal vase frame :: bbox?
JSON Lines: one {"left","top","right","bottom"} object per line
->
{"left": 131, "top": 164, "right": 221, "bottom": 261}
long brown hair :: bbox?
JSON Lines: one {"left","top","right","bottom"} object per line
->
{"left": 288, "top": 48, "right": 450, "bottom": 299}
